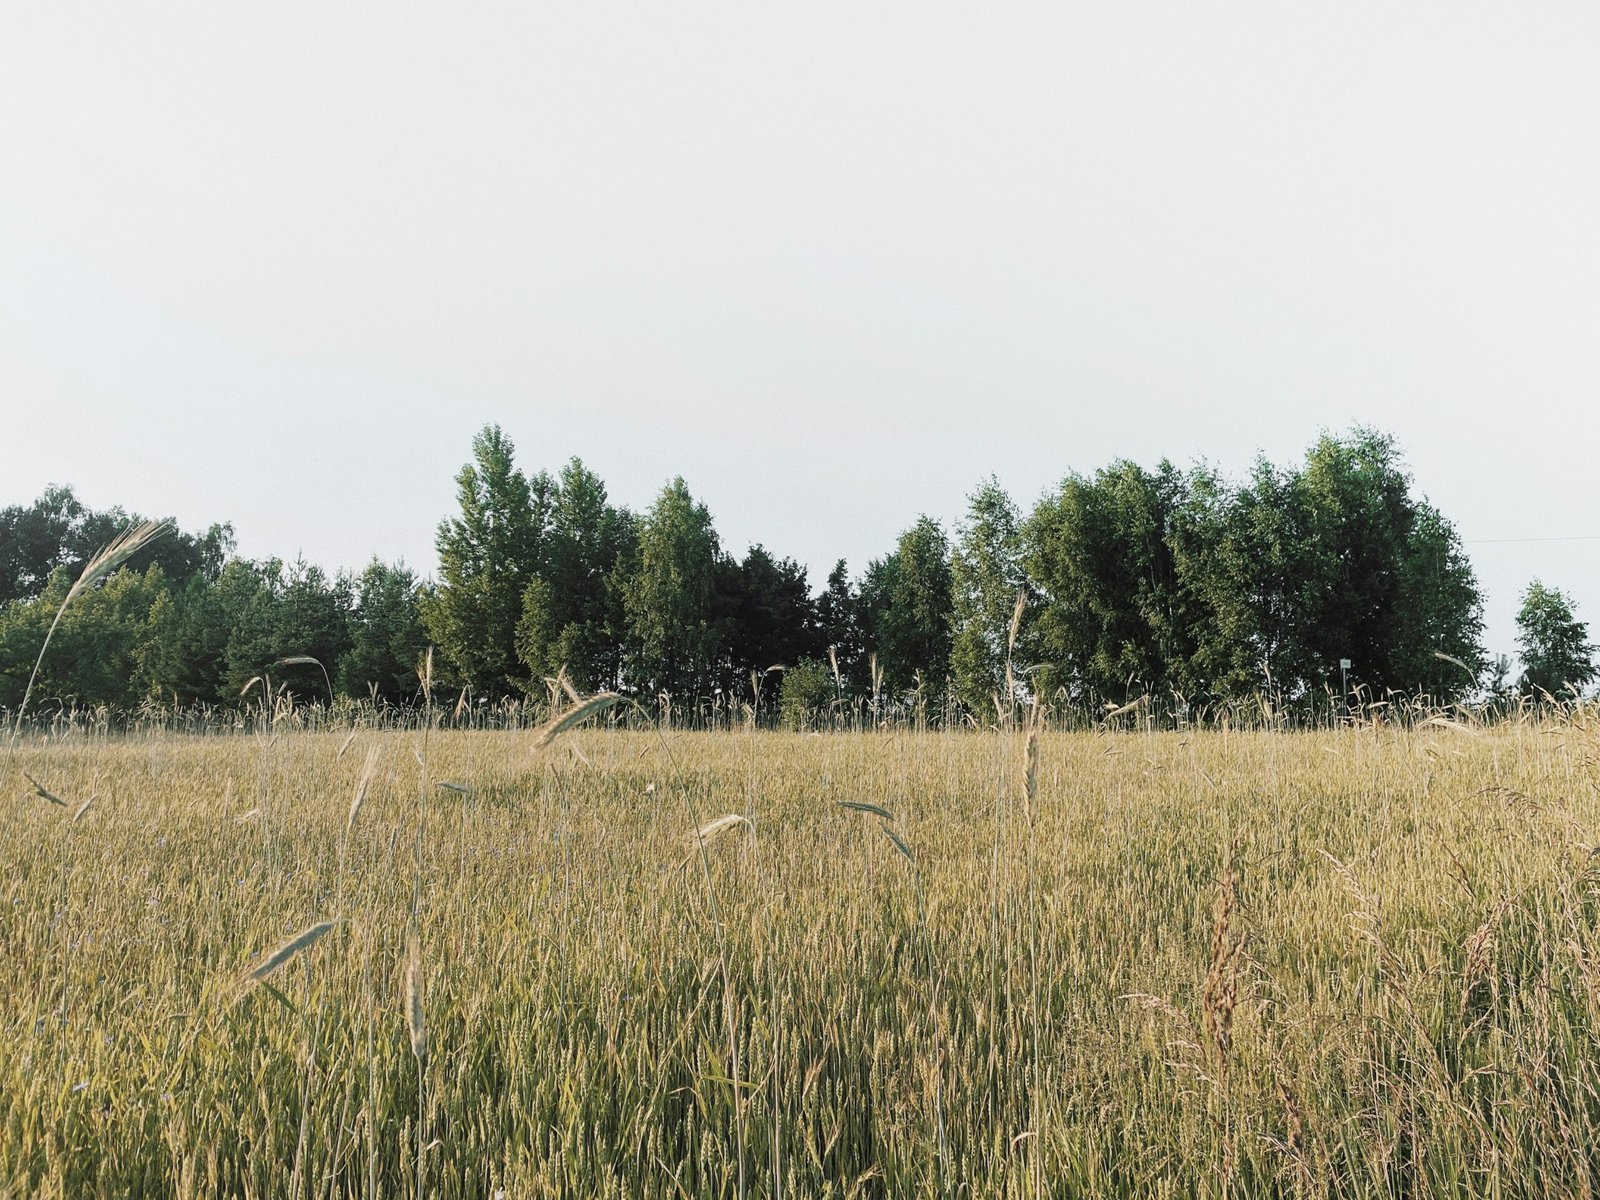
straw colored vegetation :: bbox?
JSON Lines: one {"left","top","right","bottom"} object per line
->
{"left": 5, "top": 718, "right": 1600, "bottom": 1198}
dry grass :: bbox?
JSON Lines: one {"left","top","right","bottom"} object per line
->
{"left": 4, "top": 718, "right": 1600, "bottom": 1197}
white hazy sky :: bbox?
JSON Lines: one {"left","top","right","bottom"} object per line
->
{"left": 2, "top": 3, "right": 1597, "bottom": 663}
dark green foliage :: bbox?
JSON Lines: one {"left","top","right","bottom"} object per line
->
{"left": 1023, "top": 461, "right": 1191, "bottom": 705}
{"left": 0, "top": 565, "right": 169, "bottom": 709}
{"left": 0, "top": 483, "right": 233, "bottom": 605}
{"left": 0, "top": 425, "right": 1494, "bottom": 720}
{"left": 141, "top": 573, "right": 235, "bottom": 705}
{"left": 515, "top": 459, "right": 634, "bottom": 693}
{"left": 778, "top": 658, "right": 837, "bottom": 729}
{"left": 860, "top": 517, "right": 953, "bottom": 701}
{"left": 622, "top": 478, "right": 725, "bottom": 699}
{"left": 1515, "top": 581, "right": 1595, "bottom": 700}
{"left": 723, "top": 545, "right": 818, "bottom": 681}
{"left": 1022, "top": 430, "right": 1486, "bottom": 711}
{"left": 422, "top": 425, "right": 552, "bottom": 695}
{"left": 949, "top": 478, "right": 1029, "bottom": 716}
{"left": 815, "top": 560, "right": 863, "bottom": 691}
{"left": 220, "top": 558, "right": 353, "bottom": 702}
{"left": 338, "top": 561, "right": 428, "bottom": 704}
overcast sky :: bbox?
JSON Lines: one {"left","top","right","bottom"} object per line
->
{"left": 2, "top": 2, "right": 1597, "bottom": 664}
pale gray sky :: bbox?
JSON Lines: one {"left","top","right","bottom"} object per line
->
{"left": 2, "top": 3, "right": 1597, "bottom": 664}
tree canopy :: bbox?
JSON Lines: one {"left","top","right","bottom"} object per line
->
{"left": 0, "top": 425, "right": 1516, "bottom": 723}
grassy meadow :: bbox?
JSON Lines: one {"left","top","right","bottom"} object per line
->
{"left": 5, "top": 717, "right": 1600, "bottom": 1197}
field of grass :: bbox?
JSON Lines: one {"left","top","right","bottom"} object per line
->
{"left": 5, "top": 717, "right": 1600, "bottom": 1198}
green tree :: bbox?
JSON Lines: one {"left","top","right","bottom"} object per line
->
{"left": 0, "top": 485, "right": 85, "bottom": 605}
{"left": 515, "top": 459, "right": 633, "bottom": 692}
{"left": 422, "top": 425, "right": 552, "bottom": 694}
{"left": 860, "top": 517, "right": 953, "bottom": 701}
{"left": 338, "top": 561, "right": 428, "bottom": 703}
{"left": 0, "top": 484, "right": 232, "bottom": 605}
{"left": 221, "top": 558, "right": 353, "bottom": 702}
{"left": 1248, "top": 430, "right": 1483, "bottom": 704}
{"left": 141, "top": 573, "right": 234, "bottom": 705}
{"left": 724, "top": 545, "right": 817, "bottom": 683}
{"left": 949, "top": 478, "right": 1028, "bottom": 716}
{"left": 1391, "top": 504, "right": 1484, "bottom": 699}
{"left": 1021, "top": 461, "right": 1189, "bottom": 705}
{"left": 1515, "top": 580, "right": 1596, "bottom": 700}
{"left": 1104, "top": 430, "right": 1486, "bottom": 710}
{"left": 815, "top": 560, "right": 862, "bottom": 693}
{"left": 622, "top": 478, "right": 725, "bottom": 699}
{"left": 0, "top": 564, "right": 172, "bottom": 710}
{"left": 778, "top": 658, "right": 836, "bottom": 729}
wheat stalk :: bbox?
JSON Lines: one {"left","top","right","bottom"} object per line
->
{"left": 22, "top": 770, "right": 67, "bottom": 807}
{"left": 237, "top": 920, "right": 339, "bottom": 992}
{"left": 404, "top": 933, "right": 427, "bottom": 1062}
{"left": 347, "top": 747, "right": 380, "bottom": 834}
{"left": 531, "top": 692, "right": 624, "bottom": 749}
{"left": 689, "top": 813, "right": 752, "bottom": 845}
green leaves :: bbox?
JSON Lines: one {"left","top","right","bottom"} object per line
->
{"left": 1515, "top": 580, "right": 1596, "bottom": 700}
{"left": 836, "top": 801, "right": 916, "bottom": 867}
{"left": 423, "top": 425, "right": 552, "bottom": 694}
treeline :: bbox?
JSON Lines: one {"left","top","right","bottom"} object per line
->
{"left": 0, "top": 485, "right": 427, "bottom": 711}
{"left": 5, "top": 424, "right": 1582, "bottom": 725}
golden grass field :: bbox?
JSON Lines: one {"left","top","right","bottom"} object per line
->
{"left": 5, "top": 718, "right": 1600, "bottom": 1198}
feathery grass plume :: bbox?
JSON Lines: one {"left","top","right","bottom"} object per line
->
{"left": 1103, "top": 696, "right": 1143, "bottom": 721}
{"left": 404, "top": 933, "right": 427, "bottom": 1063}
{"left": 688, "top": 813, "right": 751, "bottom": 845}
{"left": 237, "top": 920, "right": 339, "bottom": 993}
{"left": 72, "top": 795, "right": 96, "bottom": 823}
{"left": 1004, "top": 589, "right": 1027, "bottom": 713}
{"left": 1423, "top": 715, "right": 1483, "bottom": 739}
{"left": 1433, "top": 650, "right": 1478, "bottom": 677}
{"left": 337, "top": 729, "right": 358, "bottom": 760}
{"left": 347, "top": 747, "right": 379, "bottom": 834}
{"left": 22, "top": 771, "right": 67, "bottom": 807}
{"left": 435, "top": 781, "right": 473, "bottom": 795}
{"left": 453, "top": 687, "right": 469, "bottom": 721}
{"left": 556, "top": 667, "right": 582, "bottom": 705}
{"left": 531, "top": 692, "right": 624, "bottom": 749}
{"left": 417, "top": 647, "right": 434, "bottom": 705}
{"left": 72, "top": 519, "right": 173, "bottom": 603}
{"left": 1460, "top": 893, "right": 1516, "bottom": 1030}
{"left": 1007, "top": 589, "right": 1027, "bottom": 656}
{"left": 6, "top": 518, "right": 171, "bottom": 769}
